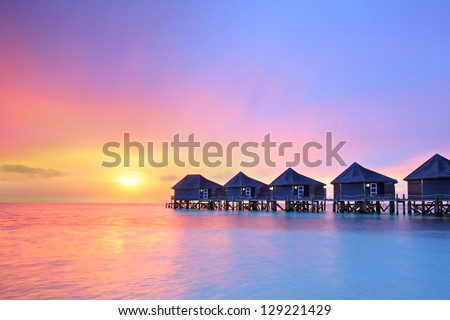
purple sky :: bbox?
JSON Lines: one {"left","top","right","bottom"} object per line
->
{"left": 1, "top": 0, "right": 449, "bottom": 201}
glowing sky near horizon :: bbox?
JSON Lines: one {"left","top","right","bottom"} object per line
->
{"left": 1, "top": 0, "right": 449, "bottom": 202}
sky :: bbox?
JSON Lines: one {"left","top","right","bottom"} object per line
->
{"left": 1, "top": 0, "right": 449, "bottom": 202}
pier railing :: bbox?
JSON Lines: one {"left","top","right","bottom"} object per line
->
{"left": 167, "top": 193, "right": 450, "bottom": 215}
{"left": 174, "top": 195, "right": 327, "bottom": 202}
{"left": 405, "top": 194, "right": 450, "bottom": 201}
{"left": 333, "top": 194, "right": 396, "bottom": 201}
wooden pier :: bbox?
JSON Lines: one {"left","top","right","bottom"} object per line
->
{"left": 332, "top": 199, "right": 395, "bottom": 214}
{"left": 166, "top": 197, "right": 326, "bottom": 213}
{"left": 166, "top": 194, "right": 450, "bottom": 216}
{"left": 332, "top": 194, "right": 450, "bottom": 215}
{"left": 405, "top": 196, "right": 450, "bottom": 216}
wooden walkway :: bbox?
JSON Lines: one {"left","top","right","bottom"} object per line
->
{"left": 333, "top": 194, "right": 450, "bottom": 215}
{"left": 166, "top": 195, "right": 450, "bottom": 216}
{"left": 166, "top": 198, "right": 326, "bottom": 213}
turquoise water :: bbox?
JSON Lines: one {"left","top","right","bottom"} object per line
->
{"left": 0, "top": 203, "right": 449, "bottom": 299}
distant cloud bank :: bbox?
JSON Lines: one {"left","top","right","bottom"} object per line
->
{"left": 0, "top": 164, "right": 65, "bottom": 179}
{"left": 159, "top": 175, "right": 177, "bottom": 182}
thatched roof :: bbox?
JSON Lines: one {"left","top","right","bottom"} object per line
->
{"left": 223, "top": 171, "right": 268, "bottom": 188}
{"left": 172, "top": 174, "right": 222, "bottom": 190}
{"left": 270, "top": 168, "right": 325, "bottom": 186}
{"left": 331, "top": 162, "right": 397, "bottom": 184}
{"left": 404, "top": 154, "right": 450, "bottom": 181}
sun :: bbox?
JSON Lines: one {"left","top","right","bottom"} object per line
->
{"left": 118, "top": 175, "right": 141, "bottom": 187}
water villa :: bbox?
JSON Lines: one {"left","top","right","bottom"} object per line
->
{"left": 222, "top": 171, "right": 270, "bottom": 210}
{"left": 171, "top": 174, "right": 224, "bottom": 209}
{"left": 270, "top": 168, "right": 326, "bottom": 212}
{"left": 167, "top": 154, "right": 450, "bottom": 216}
{"left": 331, "top": 162, "right": 397, "bottom": 213}
{"left": 224, "top": 171, "right": 269, "bottom": 199}
{"left": 403, "top": 153, "right": 450, "bottom": 215}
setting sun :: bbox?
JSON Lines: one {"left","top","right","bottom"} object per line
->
{"left": 118, "top": 175, "right": 141, "bottom": 187}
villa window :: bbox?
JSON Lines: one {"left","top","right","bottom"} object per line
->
{"left": 298, "top": 185, "right": 304, "bottom": 198}
{"left": 370, "top": 183, "right": 377, "bottom": 196}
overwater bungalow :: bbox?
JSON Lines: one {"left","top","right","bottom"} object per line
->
{"left": 331, "top": 163, "right": 397, "bottom": 213}
{"left": 404, "top": 153, "right": 450, "bottom": 200}
{"left": 223, "top": 171, "right": 270, "bottom": 200}
{"left": 172, "top": 174, "right": 223, "bottom": 201}
{"left": 331, "top": 162, "right": 397, "bottom": 200}
{"left": 270, "top": 168, "right": 326, "bottom": 200}
{"left": 166, "top": 154, "right": 450, "bottom": 215}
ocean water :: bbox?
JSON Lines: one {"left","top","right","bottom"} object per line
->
{"left": 0, "top": 203, "right": 449, "bottom": 300}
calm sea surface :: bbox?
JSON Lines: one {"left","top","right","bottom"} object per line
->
{"left": 0, "top": 203, "right": 449, "bottom": 299}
